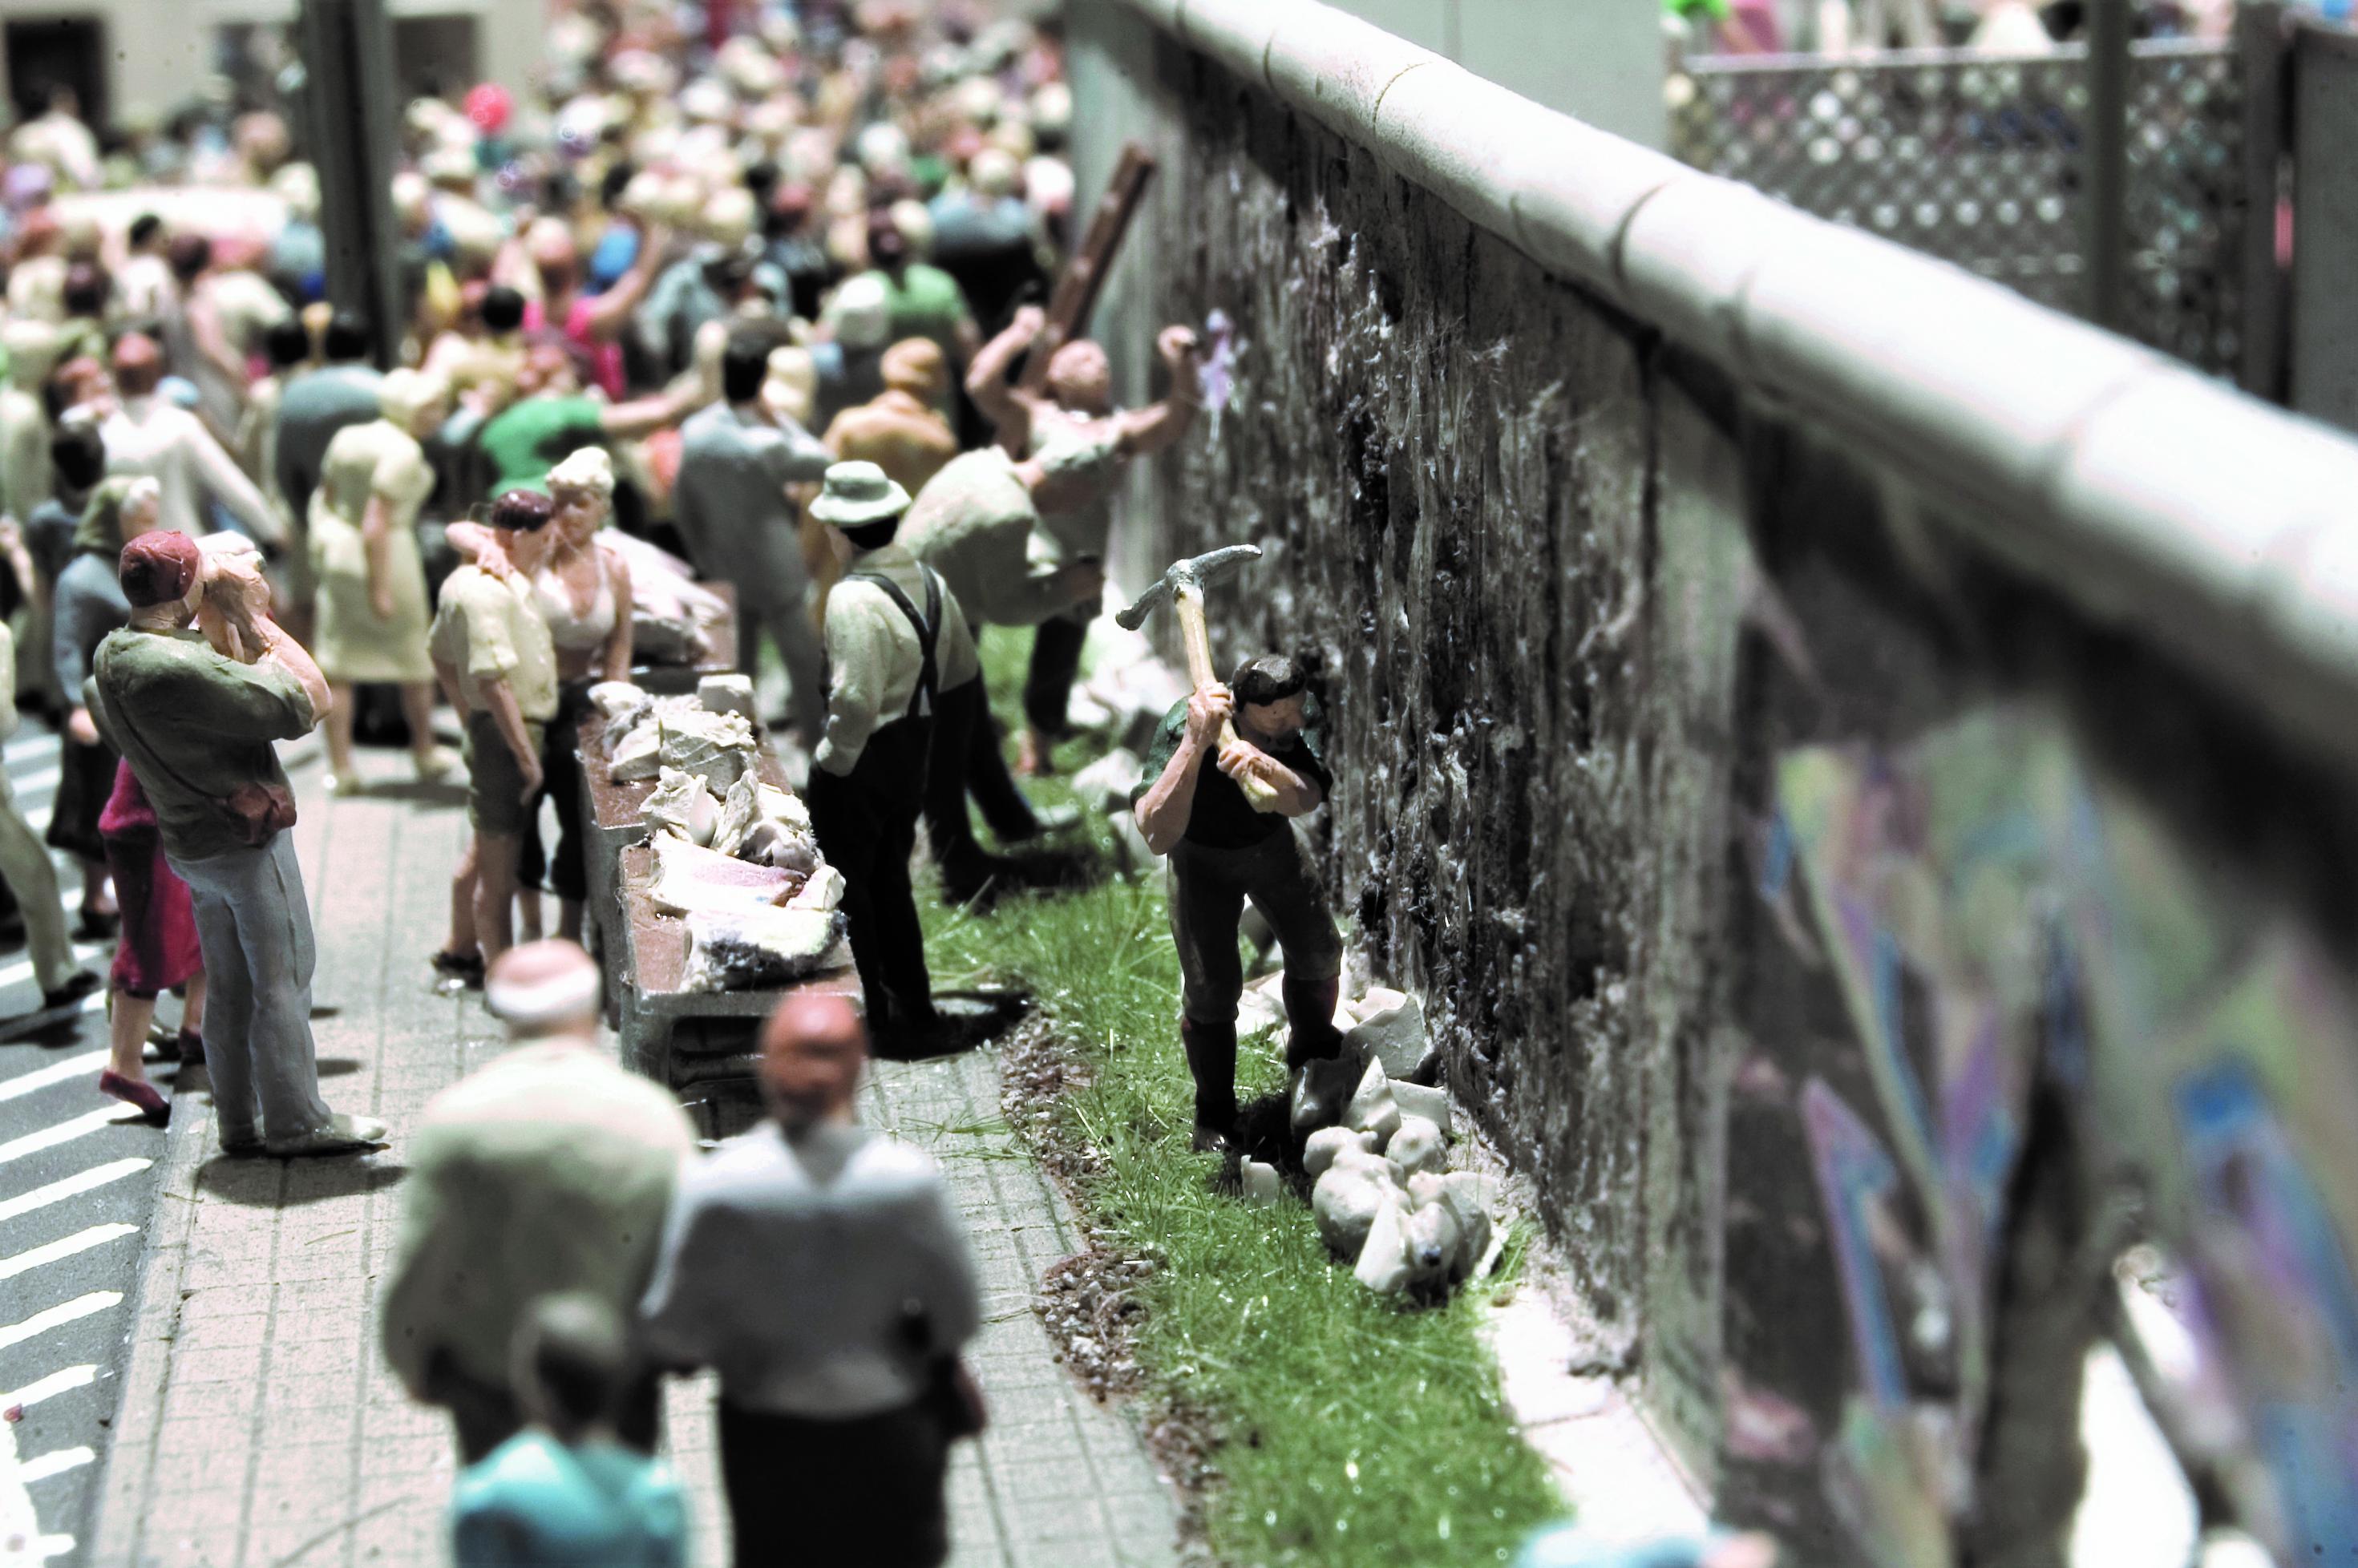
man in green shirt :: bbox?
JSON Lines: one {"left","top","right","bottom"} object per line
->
{"left": 90, "top": 531, "right": 387, "bottom": 1157}
{"left": 475, "top": 344, "right": 706, "bottom": 498}
{"left": 1133, "top": 655, "right": 1344, "bottom": 1153}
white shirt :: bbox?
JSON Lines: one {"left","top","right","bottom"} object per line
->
{"left": 638, "top": 1121, "right": 982, "bottom": 1419}
{"left": 815, "top": 541, "right": 981, "bottom": 777}
{"left": 101, "top": 397, "right": 281, "bottom": 545}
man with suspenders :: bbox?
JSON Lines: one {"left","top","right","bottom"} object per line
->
{"left": 804, "top": 462, "right": 994, "bottom": 1057}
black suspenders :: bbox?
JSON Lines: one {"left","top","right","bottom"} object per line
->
{"left": 843, "top": 567, "right": 944, "bottom": 720}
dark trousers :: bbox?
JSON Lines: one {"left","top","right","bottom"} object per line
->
{"left": 807, "top": 714, "right": 935, "bottom": 1031}
{"left": 922, "top": 678, "right": 1037, "bottom": 890}
{"left": 425, "top": 1350, "right": 661, "bottom": 1466}
{"left": 540, "top": 681, "right": 595, "bottom": 904}
{"left": 1021, "top": 609, "right": 1090, "bottom": 738}
{"left": 1170, "top": 829, "right": 1344, "bottom": 1037}
{"left": 718, "top": 1398, "right": 952, "bottom": 1568}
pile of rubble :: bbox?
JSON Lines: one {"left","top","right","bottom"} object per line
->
{"left": 1244, "top": 977, "right": 1503, "bottom": 1300}
{"left": 590, "top": 677, "right": 847, "bottom": 992}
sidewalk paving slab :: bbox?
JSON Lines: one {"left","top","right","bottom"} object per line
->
{"left": 86, "top": 759, "right": 1179, "bottom": 1568}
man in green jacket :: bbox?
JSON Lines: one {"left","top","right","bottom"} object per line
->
{"left": 90, "top": 530, "right": 384, "bottom": 1156}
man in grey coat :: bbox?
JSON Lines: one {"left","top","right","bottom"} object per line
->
{"left": 641, "top": 992, "right": 982, "bottom": 1568}
{"left": 671, "top": 329, "right": 835, "bottom": 746}
{"left": 271, "top": 313, "right": 382, "bottom": 603}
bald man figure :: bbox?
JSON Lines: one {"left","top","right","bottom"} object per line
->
{"left": 641, "top": 993, "right": 984, "bottom": 1568}
{"left": 382, "top": 940, "right": 696, "bottom": 1464}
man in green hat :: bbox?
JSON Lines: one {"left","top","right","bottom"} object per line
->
{"left": 805, "top": 460, "right": 994, "bottom": 1054}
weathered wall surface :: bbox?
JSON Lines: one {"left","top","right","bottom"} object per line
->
{"left": 1070, "top": 5, "right": 2358, "bottom": 1562}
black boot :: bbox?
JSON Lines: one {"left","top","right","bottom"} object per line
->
{"left": 1281, "top": 972, "right": 1345, "bottom": 1069}
{"left": 1180, "top": 1016, "right": 1239, "bottom": 1153}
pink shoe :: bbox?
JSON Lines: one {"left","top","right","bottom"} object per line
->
{"left": 99, "top": 1070, "right": 170, "bottom": 1126}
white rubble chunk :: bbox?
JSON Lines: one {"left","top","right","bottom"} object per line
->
{"left": 1069, "top": 748, "right": 1143, "bottom": 814}
{"left": 1386, "top": 1115, "right": 1446, "bottom": 1181}
{"left": 1311, "top": 1147, "right": 1393, "bottom": 1260}
{"left": 1346, "top": 986, "right": 1432, "bottom": 1080}
{"left": 1353, "top": 1190, "right": 1414, "bottom": 1294}
{"left": 646, "top": 769, "right": 722, "bottom": 846}
{"left": 609, "top": 720, "right": 663, "bottom": 782}
{"left": 646, "top": 833, "right": 800, "bottom": 918}
{"left": 1289, "top": 1045, "right": 1364, "bottom": 1134}
{"left": 1344, "top": 1055, "right": 1401, "bottom": 1147}
{"left": 787, "top": 863, "right": 846, "bottom": 913}
{"left": 1303, "top": 1125, "right": 1376, "bottom": 1179}
{"left": 1105, "top": 810, "right": 1160, "bottom": 877}
{"left": 682, "top": 907, "right": 845, "bottom": 992}
{"left": 697, "top": 673, "right": 758, "bottom": 722}
{"left": 708, "top": 773, "right": 762, "bottom": 858}
{"left": 660, "top": 707, "right": 758, "bottom": 791}
{"left": 1390, "top": 1080, "right": 1454, "bottom": 1132}
{"left": 1240, "top": 1158, "right": 1283, "bottom": 1205}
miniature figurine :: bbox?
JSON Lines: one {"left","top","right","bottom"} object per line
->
{"left": 93, "top": 754, "right": 205, "bottom": 1123}
{"left": 428, "top": 489, "right": 561, "bottom": 966}
{"left": 99, "top": 334, "right": 282, "bottom": 546}
{"left": 475, "top": 342, "right": 706, "bottom": 502}
{"left": 640, "top": 992, "right": 984, "bottom": 1568}
{"left": 51, "top": 478, "right": 168, "bottom": 944}
{"left": 672, "top": 329, "right": 836, "bottom": 746}
{"left": 801, "top": 461, "right": 997, "bottom": 1051}
{"left": 384, "top": 940, "right": 696, "bottom": 1463}
{"left": 1131, "top": 653, "right": 1343, "bottom": 1151}
{"left": 0, "top": 617, "right": 99, "bottom": 1020}
{"left": 823, "top": 338, "right": 961, "bottom": 502}
{"left": 893, "top": 442, "right": 1104, "bottom": 899}
{"left": 0, "top": 319, "right": 63, "bottom": 533}
{"left": 967, "top": 305, "right": 1203, "bottom": 774}
{"left": 533, "top": 449, "right": 636, "bottom": 943}
{"left": 88, "top": 531, "right": 382, "bottom": 1155}
{"left": 449, "top": 1295, "right": 690, "bottom": 1568}
{"left": 271, "top": 313, "right": 382, "bottom": 529}
{"left": 308, "top": 368, "right": 461, "bottom": 794}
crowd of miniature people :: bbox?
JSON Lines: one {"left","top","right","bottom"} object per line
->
{"left": 0, "top": 2, "right": 1366, "bottom": 1563}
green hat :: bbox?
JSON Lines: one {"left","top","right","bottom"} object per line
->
{"left": 809, "top": 460, "right": 912, "bottom": 528}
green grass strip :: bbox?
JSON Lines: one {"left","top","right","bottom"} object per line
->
{"left": 908, "top": 632, "right": 1563, "bottom": 1566}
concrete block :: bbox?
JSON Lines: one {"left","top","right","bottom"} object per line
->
{"left": 1344, "top": 1054, "right": 1401, "bottom": 1146}
{"left": 1390, "top": 1078, "right": 1452, "bottom": 1131}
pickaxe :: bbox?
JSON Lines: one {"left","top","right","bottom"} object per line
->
{"left": 1117, "top": 545, "right": 1280, "bottom": 812}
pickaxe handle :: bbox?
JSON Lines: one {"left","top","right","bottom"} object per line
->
{"left": 1171, "top": 586, "right": 1281, "bottom": 813}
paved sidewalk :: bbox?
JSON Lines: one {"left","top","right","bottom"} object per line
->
{"left": 85, "top": 755, "right": 1179, "bottom": 1568}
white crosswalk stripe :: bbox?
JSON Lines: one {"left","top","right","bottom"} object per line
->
{"left": 0, "top": 1292, "right": 120, "bottom": 1353}
{"left": 0, "top": 1107, "right": 143, "bottom": 1167}
{"left": 0, "top": 1053, "right": 111, "bottom": 1106}
{"left": 0, "top": 1223, "right": 140, "bottom": 1282}
{"left": 2, "top": 1365, "right": 98, "bottom": 1411}
{"left": 0, "top": 1159, "right": 151, "bottom": 1224}
{"left": 15, "top": 1447, "right": 93, "bottom": 1485}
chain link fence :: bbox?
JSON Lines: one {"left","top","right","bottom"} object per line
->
{"left": 1669, "top": 41, "right": 2251, "bottom": 375}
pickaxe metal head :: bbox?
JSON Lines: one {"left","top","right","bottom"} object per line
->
{"left": 1115, "top": 544, "right": 1264, "bottom": 631}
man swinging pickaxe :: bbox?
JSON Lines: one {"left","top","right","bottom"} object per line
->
{"left": 1125, "top": 547, "right": 1348, "bottom": 1153}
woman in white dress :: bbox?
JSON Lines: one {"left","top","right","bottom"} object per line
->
{"left": 308, "top": 368, "right": 458, "bottom": 794}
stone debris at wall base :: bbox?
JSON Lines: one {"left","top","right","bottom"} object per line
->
{"left": 659, "top": 707, "right": 759, "bottom": 792}
{"left": 697, "top": 673, "right": 757, "bottom": 722}
{"left": 646, "top": 832, "right": 804, "bottom": 919}
{"left": 683, "top": 907, "right": 845, "bottom": 992}
{"left": 647, "top": 768, "right": 722, "bottom": 847}
{"left": 1070, "top": 747, "right": 1143, "bottom": 814}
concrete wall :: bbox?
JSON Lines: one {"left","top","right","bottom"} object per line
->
{"left": 1070, "top": 2, "right": 2358, "bottom": 1560}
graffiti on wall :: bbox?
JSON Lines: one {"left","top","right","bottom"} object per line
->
{"left": 1742, "top": 706, "right": 2358, "bottom": 1563}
